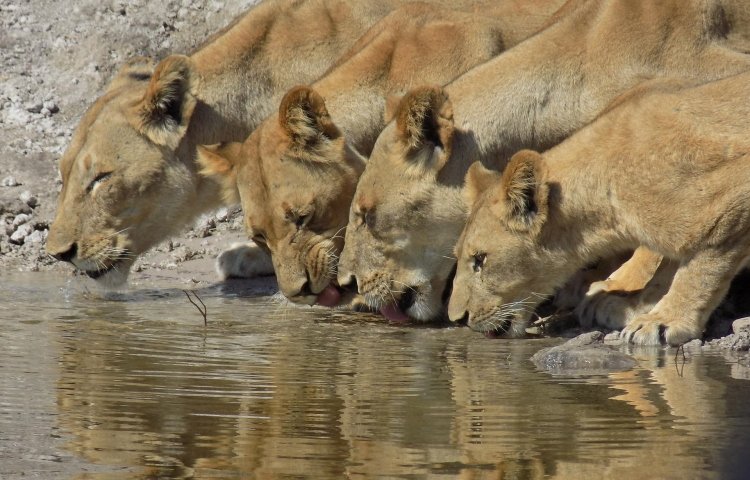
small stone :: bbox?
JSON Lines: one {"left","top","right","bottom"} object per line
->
{"left": 26, "top": 229, "right": 46, "bottom": 244}
{"left": 215, "top": 207, "right": 229, "bottom": 222}
{"left": 19, "top": 191, "right": 37, "bottom": 208}
{"left": 12, "top": 213, "right": 30, "bottom": 227}
{"left": 42, "top": 100, "right": 58, "bottom": 114}
{"left": 25, "top": 101, "right": 42, "bottom": 114}
{"left": 1, "top": 176, "right": 21, "bottom": 187}
{"left": 9, "top": 223, "right": 33, "bottom": 245}
{"left": 733, "top": 317, "right": 750, "bottom": 335}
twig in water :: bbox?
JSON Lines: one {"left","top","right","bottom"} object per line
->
{"left": 183, "top": 290, "right": 207, "bottom": 326}
{"left": 673, "top": 343, "right": 686, "bottom": 377}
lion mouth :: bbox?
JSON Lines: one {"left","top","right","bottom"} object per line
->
{"left": 83, "top": 260, "right": 123, "bottom": 280}
{"left": 378, "top": 288, "right": 417, "bottom": 323}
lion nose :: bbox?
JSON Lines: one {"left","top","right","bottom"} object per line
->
{"left": 337, "top": 272, "right": 358, "bottom": 293}
{"left": 289, "top": 280, "right": 313, "bottom": 298}
{"left": 51, "top": 242, "right": 78, "bottom": 263}
{"left": 449, "top": 310, "right": 469, "bottom": 325}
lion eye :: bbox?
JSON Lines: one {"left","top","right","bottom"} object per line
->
{"left": 86, "top": 171, "right": 113, "bottom": 193}
{"left": 472, "top": 252, "right": 486, "bottom": 273}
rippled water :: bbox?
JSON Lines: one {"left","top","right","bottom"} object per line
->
{"left": 1, "top": 272, "right": 750, "bottom": 479}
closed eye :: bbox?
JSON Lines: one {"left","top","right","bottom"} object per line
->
{"left": 86, "top": 172, "right": 113, "bottom": 193}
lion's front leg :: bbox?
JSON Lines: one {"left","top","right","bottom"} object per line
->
{"left": 215, "top": 242, "right": 275, "bottom": 279}
{"left": 577, "top": 252, "right": 677, "bottom": 330}
{"left": 621, "top": 248, "right": 745, "bottom": 346}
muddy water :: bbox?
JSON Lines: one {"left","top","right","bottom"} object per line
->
{"left": 1, "top": 272, "right": 750, "bottom": 479}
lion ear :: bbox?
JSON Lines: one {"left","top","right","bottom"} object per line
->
{"left": 108, "top": 56, "right": 156, "bottom": 91}
{"left": 395, "top": 85, "right": 454, "bottom": 174}
{"left": 384, "top": 94, "right": 403, "bottom": 124}
{"left": 464, "top": 161, "right": 500, "bottom": 208}
{"left": 500, "top": 150, "right": 549, "bottom": 233}
{"left": 133, "top": 55, "right": 198, "bottom": 150}
{"left": 279, "top": 86, "right": 341, "bottom": 151}
{"left": 196, "top": 142, "right": 243, "bottom": 205}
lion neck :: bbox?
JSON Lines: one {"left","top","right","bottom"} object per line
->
{"left": 441, "top": 0, "right": 750, "bottom": 176}
{"left": 537, "top": 142, "right": 634, "bottom": 285}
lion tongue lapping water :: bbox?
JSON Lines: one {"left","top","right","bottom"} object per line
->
{"left": 316, "top": 285, "right": 342, "bottom": 308}
{"left": 379, "top": 304, "right": 411, "bottom": 324}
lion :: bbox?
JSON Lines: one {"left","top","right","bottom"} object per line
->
{"left": 337, "top": 0, "right": 750, "bottom": 323}
{"left": 196, "top": 4, "right": 529, "bottom": 306}
{"left": 448, "top": 70, "right": 750, "bottom": 346}
{"left": 45, "top": 0, "right": 565, "bottom": 288}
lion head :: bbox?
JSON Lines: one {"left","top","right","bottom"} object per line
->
{"left": 45, "top": 55, "right": 216, "bottom": 287}
{"left": 199, "top": 86, "right": 365, "bottom": 305}
{"left": 337, "top": 86, "right": 470, "bottom": 322}
{"left": 448, "top": 150, "right": 575, "bottom": 336}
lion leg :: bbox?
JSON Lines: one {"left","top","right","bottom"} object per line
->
{"left": 577, "top": 248, "right": 670, "bottom": 329}
{"left": 621, "top": 248, "right": 746, "bottom": 346}
{"left": 215, "top": 242, "right": 275, "bottom": 279}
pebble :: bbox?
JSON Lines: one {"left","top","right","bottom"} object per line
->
{"left": 1, "top": 176, "right": 21, "bottom": 187}
{"left": 12, "top": 213, "right": 30, "bottom": 227}
{"left": 26, "top": 229, "right": 46, "bottom": 244}
{"left": 25, "top": 101, "right": 43, "bottom": 114}
{"left": 733, "top": 317, "right": 750, "bottom": 334}
{"left": 43, "top": 100, "right": 58, "bottom": 114}
{"left": 9, "top": 223, "right": 33, "bottom": 245}
{"left": 19, "top": 191, "right": 37, "bottom": 208}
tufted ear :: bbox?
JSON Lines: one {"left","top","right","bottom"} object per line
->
{"left": 383, "top": 93, "right": 403, "bottom": 124}
{"left": 279, "top": 85, "right": 341, "bottom": 157}
{"left": 134, "top": 55, "right": 198, "bottom": 150}
{"left": 464, "top": 161, "right": 500, "bottom": 208}
{"left": 196, "top": 142, "right": 243, "bottom": 205}
{"left": 499, "top": 150, "right": 549, "bottom": 233}
{"left": 395, "top": 85, "right": 454, "bottom": 174}
{"left": 107, "top": 56, "right": 156, "bottom": 91}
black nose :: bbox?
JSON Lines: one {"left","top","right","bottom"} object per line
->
{"left": 291, "top": 280, "right": 313, "bottom": 298}
{"left": 454, "top": 311, "right": 469, "bottom": 327}
{"left": 338, "top": 273, "right": 358, "bottom": 292}
{"left": 53, "top": 243, "right": 78, "bottom": 263}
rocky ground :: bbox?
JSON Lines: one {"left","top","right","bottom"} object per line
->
{"left": 0, "top": 0, "right": 259, "bottom": 283}
{"left": 1, "top": 0, "right": 749, "bottom": 359}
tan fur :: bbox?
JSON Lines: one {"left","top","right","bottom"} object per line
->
{"left": 338, "top": 0, "right": 750, "bottom": 323}
{"left": 450, "top": 72, "right": 750, "bottom": 345}
{"left": 47, "top": 0, "right": 568, "bottom": 285}
{"left": 196, "top": 4, "right": 556, "bottom": 304}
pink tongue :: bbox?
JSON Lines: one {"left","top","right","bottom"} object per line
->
{"left": 316, "top": 285, "right": 341, "bottom": 307}
{"left": 379, "top": 303, "right": 410, "bottom": 323}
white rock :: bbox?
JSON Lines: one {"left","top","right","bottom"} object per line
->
{"left": 26, "top": 229, "right": 46, "bottom": 244}
{"left": 12, "top": 214, "right": 30, "bottom": 227}
{"left": 1, "top": 176, "right": 21, "bottom": 187}
{"left": 733, "top": 317, "right": 750, "bottom": 334}
{"left": 19, "top": 190, "right": 37, "bottom": 207}
{"left": 10, "top": 224, "right": 33, "bottom": 245}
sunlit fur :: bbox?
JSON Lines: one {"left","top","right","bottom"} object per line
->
{"left": 339, "top": 0, "right": 750, "bottom": 323}
{"left": 451, "top": 72, "right": 750, "bottom": 345}
{"left": 196, "top": 2, "right": 559, "bottom": 304}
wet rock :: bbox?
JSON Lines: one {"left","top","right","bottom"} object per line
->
{"left": 10, "top": 223, "right": 33, "bottom": 245}
{"left": 1, "top": 176, "right": 21, "bottom": 187}
{"left": 709, "top": 331, "right": 750, "bottom": 351}
{"left": 532, "top": 331, "right": 637, "bottom": 374}
{"left": 604, "top": 331, "right": 622, "bottom": 344}
{"left": 733, "top": 317, "right": 750, "bottom": 335}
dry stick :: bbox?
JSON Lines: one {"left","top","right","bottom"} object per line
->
{"left": 183, "top": 290, "right": 207, "bottom": 326}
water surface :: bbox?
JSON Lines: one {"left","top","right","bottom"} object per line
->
{"left": 1, "top": 272, "right": 749, "bottom": 479}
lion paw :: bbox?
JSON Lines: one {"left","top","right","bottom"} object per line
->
{"left": 620, "top": 313, "right": 701, "bottom": 346}
{"left": 216, "top": 242, "right": 274, "bottom": 279}
{"left": 576, "top": 279, "right": 650, "bottom": 330}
